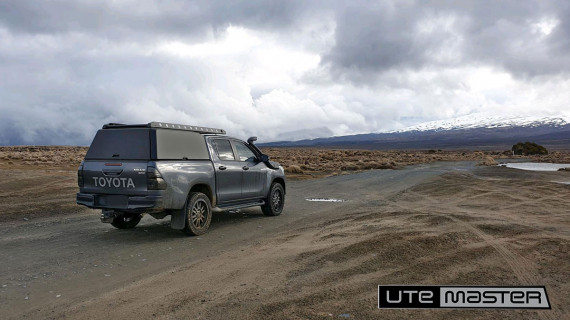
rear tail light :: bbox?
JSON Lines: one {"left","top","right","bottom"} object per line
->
{"left": 77, "top": 161, "right": 84, "bottom": 188}
{"left": 147, "top": 166, "right": 167, "bottom": 190}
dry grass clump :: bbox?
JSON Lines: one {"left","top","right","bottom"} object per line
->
{"left": 477, "top": 156, "right": 498, "bottom": 166}
{"left": 539, "top": 151, "right": 570, "bottom": 164}
{"left": 285, "top": 165, "right": 304, "bottom": 174}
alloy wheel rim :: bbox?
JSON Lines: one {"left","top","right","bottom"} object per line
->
{"left": 272, "top": 189, "right": 282, "bottom": 211}
{"left": 191, "top": 199, "right": 208, "bottom": 228}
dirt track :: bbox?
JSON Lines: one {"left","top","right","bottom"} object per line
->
{"left": 1, "top": 162, "right": 569, "bottom": 319}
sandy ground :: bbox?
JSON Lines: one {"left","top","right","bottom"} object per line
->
{"left": 0, "top": 158, "right": 568, "bottom": 319}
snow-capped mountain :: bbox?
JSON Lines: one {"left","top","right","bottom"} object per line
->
{"left": 393, "top": 113, "right": 569, "bottom": 133}
{"left": 264, "top": 113, "right": 570, "bottom": 150}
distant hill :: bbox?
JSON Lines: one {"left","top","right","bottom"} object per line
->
{"left": 262, "top": 115, "right": 570, "bottom": 150}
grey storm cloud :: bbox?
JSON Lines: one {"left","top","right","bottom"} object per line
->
{"left": 0, "top": 0, "right": 312, "bottom": 39}
{"left": 325, "top": 0, "right": 570, "bottom": 80}
{"left": 2, "top": 0, "right": 568, "bottom": 74}
{"left": 0, "top": 0, "right": 569, "bottom": 145}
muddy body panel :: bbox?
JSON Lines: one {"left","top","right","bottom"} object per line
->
{"left": 154, "top": 160, "right": 216, "bottom": 209}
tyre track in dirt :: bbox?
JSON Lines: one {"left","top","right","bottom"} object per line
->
{"left": 397, "top": 186, "right": 561, "bottom": 320}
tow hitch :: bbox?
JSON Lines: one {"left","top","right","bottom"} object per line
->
{"left": 101, "top": 209, "right": 116, "bottom": 223}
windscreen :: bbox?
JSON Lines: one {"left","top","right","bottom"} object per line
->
{"left": 155, "top": 129, "right": 210, "bottom": 160}
{"left": 85, "top": 129, "right": 150, "bottom": 160}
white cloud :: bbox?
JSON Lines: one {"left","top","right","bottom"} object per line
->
{"left": 531, "top": 17, "right": 559, "bottom": 36}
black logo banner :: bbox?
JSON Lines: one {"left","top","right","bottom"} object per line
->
{"left": 378, "top": 285, "right": 550, "bottom": 309}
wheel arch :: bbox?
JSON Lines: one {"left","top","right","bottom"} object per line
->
{"left": 188, "top": 183, "right": 215, "bottom": 206}
{"left": 271, "top": 177, "right": 286, "bottom": 194}
{"left": 171, "top": 183, "right": 215, "bottom": 230}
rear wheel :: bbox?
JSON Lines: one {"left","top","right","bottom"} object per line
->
{"left": 262, "top": 182, "right": 285, "bottom": 216}
{"left": 182, "top": 192, "right": 212, "bottom": 236}
{"left": 111, "top": 213, "right": 142, "bottom": 229}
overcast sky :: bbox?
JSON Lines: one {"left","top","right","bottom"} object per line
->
{"left": 1, "top": 0, "right": 569, "bottom": 145}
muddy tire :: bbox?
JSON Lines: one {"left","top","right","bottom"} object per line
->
{"left": 111, "top": 213, "right": 142, "bottom": 229}
{"left": 182, "top": 192, "right": 212, "bottom": 236}
{"left": 262, "top": 182, "right": 285, "bottom": 216}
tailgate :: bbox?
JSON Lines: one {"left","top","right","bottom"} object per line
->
{"left": 82, "top": 161, "right": 149, "bottom": 196}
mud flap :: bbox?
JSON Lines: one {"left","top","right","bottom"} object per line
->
{"left": 170, "top": 205, "right": 187, "bottom": 230}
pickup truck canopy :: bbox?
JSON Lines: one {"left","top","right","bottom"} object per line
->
{"left": 85, "top": 127, "right": 210, "bottom": 160}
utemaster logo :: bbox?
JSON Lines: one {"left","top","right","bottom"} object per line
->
{"left": 378, "top": 285, "right": 551, "bottom": 309}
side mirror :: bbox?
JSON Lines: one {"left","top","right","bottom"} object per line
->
{"left": 260, "top": 154, "right": 269, "bottom": 162}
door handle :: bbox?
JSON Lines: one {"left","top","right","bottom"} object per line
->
{"left": 219, "top": 166, "right": 226, "bottom": 171}
{"left": 242, "top": 166, "right": 249, "bottom": 171}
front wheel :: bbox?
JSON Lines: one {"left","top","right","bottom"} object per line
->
{"left": 182, "top": 192, "right": 212, "bottom": 236}
{"left": 262, "top": 183, "right": 285, "bottom": 216}
{"left": 111, "top": 213, "right": 142, "bottom": 229}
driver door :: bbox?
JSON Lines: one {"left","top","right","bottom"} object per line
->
{"left": 232, "top": 140, "right": 267, "bottom": 199}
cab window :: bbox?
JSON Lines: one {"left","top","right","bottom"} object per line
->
{"left": 234, "top": 142, "right": 257, "bottom": 162}
{"left": 212, "top": 139, "right": 235, "bottom": 161}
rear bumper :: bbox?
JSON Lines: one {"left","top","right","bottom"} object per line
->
{"left": 76, "top": 193, "right": 163, "bottom": 210}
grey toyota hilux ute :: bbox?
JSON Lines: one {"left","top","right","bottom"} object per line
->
{"left": 76, "top": 122, "right": 286, "bottom": 235}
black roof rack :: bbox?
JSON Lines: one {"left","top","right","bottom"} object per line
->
{"left": 102, "top": 122, "right": 226, "bottom": 134}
